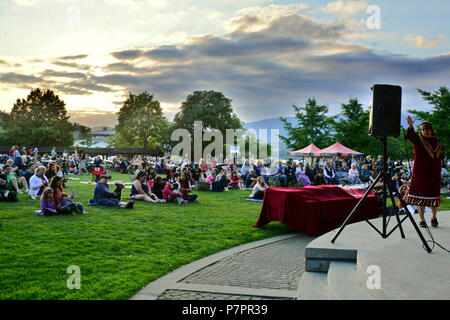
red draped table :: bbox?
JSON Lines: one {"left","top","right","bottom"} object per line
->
{"left": 253, "top": 185, "right": 381, "bottom": 236}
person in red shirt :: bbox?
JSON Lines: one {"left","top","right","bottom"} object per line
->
{"left": 163, "top": 182, "right": 187, "bottom": 204}
{"left": 405, "top": 116, "right": 442, "bottom": 227}
{"left": 230, "top": 170, "right": 244, "bottom": 190}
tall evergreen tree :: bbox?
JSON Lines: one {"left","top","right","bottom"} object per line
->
{"left": 280, "top": 98, "right": 331, "bottom": 150}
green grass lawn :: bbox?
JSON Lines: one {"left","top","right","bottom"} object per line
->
{"left": 0, "top": 172, "right": 448, "bottom": 300}
{"left": 0, "top": 172, "right": 293, "bottom": 300}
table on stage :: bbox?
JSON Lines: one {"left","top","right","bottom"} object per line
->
{"left": 253, "top": 185, "right": 381, "bottom": 236}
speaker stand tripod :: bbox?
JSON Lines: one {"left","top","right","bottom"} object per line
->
{"left": 331, "top": 136, "right": 432, "bottom": 253}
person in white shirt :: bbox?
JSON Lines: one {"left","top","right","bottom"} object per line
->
{"left": 29, "top": 166, "right": 49, "bottom": 199}
{"left": 348, "top": 163, "right": 362, "bottom": 185}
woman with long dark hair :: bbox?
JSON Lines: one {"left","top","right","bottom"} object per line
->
{"left": 405, "top": 116, "right": 442, "bottom": 227}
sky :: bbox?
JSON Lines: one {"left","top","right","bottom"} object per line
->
{"left": 0, "top": 0, "right": 449, "bottom": 127}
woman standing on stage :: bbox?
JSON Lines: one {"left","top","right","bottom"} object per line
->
{"left": 405, "top": 115, "right": 441, "bottom": 227}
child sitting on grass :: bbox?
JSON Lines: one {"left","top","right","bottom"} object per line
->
{"left": 60, "top": 192, "right": 88, "bottom": 214}
{"left": 40, "top": 187, "right": 57, "bottom": 216}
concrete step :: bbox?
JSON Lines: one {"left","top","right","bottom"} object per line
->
{"left": 327, "top": 261, "right": 374, "bottom": 300}
{"left": 296, "top": 272, "right": 328, "bottom": 300}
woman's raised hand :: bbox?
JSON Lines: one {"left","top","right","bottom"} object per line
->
{"left": 406, "top": 115, "right": 414, "bottom": 128}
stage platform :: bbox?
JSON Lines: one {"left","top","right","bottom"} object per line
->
{"left": 298, "top": 211, "right": 450, "bottom": 300}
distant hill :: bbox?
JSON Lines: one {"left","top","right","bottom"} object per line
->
{"left": 243, "top": 117, "right": 296, "bottom": 159}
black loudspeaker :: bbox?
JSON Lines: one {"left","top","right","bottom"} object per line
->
{"left": 369, "top": 84, "right": 402, "bottom": 137}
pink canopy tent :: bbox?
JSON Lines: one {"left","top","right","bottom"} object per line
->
{"left": 319, "top": 142, "right": 364, "bottom": 158}
{"left": 289, "top": 143, "right": 322, "bottom": 157}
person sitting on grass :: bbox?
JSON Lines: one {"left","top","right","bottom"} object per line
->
{"left": 163, "top": 182, "right": 188, "bottom": 204}
{"left": 29, "top": 166, "right": 49, "bottom": 199}
{"left": 45, "top": 162, "right": 58, "bottom": 182}
{"left": 90, "top": 174, "right": 134, "bottom": 209}
{"left": 0, "top": 172, "right": 18, "bottom": 202}
{"left": 50, "top": 175, "right": 82, "bottom": 215}
{"left": 245, "top": 169, "right": 258, "bottom": 188}
{"left": 204, "top": 171, "right": 216, "bottom": 185}
{"left": 250, "top": 176, "right": 267, "bottom": 200}
{"left": 2, "top": 165, "right": 29, "bottom": 195}
{"left": 178, "top": 173, "right": 198, "bottom": 202}
{"left": 40, "top": 187, "right": 58, "bottom": 216}
{"left": 151, "top": 176, "right": 165, "bottom": 200}
{"left": 131, "top": 171, "right": 161, "bottom": 203}
{"left": 230, "top": 170, "right": 244, "bottom": 190}
{"left": 59, "top": 192, "right": 87, "bottom": 214}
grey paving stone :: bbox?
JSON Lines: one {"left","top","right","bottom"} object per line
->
{"left": 157, "top": 289, "right": 293, "bottom": 300}
{"left": 179, "top": 235, "right": 315, "bottom": 292}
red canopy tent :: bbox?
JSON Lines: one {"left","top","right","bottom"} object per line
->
{"left": 289, "top": 143, "right": 322, "bottom": 157}
{"left": 319, "top": 142, "right": 364, "bottom": 158}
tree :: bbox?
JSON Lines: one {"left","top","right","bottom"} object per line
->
{"left": 173, "top": 90, "right": 242, "bottom": 135}
{"left": 172, "top": 90, "right": 243, "bottom": 159}
{"left": 114, "top": 92, "right": 170, "bottom": 149}
{"left": 408, "top": 87, "right": 450, "bottom": 159}
{"left": 0, "top": 88, "right": 74, "bottom": 146}
{"left": 280, "top": 98, "right": 332, "bottom": 150}
{"left": 331, "top": 98, "right": 411, "bottom": 159}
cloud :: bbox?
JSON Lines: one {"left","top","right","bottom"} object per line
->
{"left": 321, "top": 0, "right": 369, "bottom": 17}
{"left": 51, "top": 60, "right": 92, "bottom": 70}
{"left": 57, "top": 54, "right": 88, "bottom": 61}
{"left": 1, "top": 6, "right": 449, "bottom": 122}
{"left": 0, "top": 72, "right": 43, "bottom": 84}
{"left": 111, "top": 49, "right": 143, "bottom": 60}
{"left": 41, "top": 69, "right": 87, "bottom": 79}
{"left": 404, "top": 34, "right": 445, "bottom": 49}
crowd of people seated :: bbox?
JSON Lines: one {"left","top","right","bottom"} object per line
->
{"left": 1, "top": 146, "right": 448, "bottom": 209}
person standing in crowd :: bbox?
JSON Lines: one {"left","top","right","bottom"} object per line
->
{"left": 405, "top": 116, "right": 442, "bottom": 227}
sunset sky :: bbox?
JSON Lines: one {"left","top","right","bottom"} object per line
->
{"left": 0, "top": 0, "right": 449, "bottom": 127}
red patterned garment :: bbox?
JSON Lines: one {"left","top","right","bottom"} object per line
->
{"left": 405, "top": 127, "right": 442, "bottom": 207}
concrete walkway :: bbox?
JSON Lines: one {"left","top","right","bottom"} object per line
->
{"left": 131, "top": 233, "right": 316, "bottom": 300}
